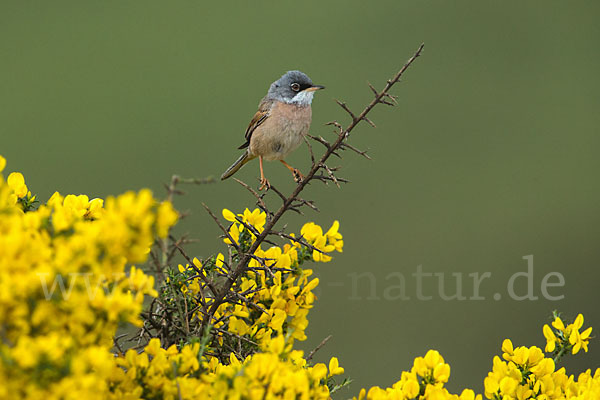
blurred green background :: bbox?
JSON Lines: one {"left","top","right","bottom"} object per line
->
{"left": 2, "top": 0, "right": 599, "bottom": 396}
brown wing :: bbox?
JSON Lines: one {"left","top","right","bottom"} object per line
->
{"left": 238, "top": 97, "right": 273, "bottom": 149}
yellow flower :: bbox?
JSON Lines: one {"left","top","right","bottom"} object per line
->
{"left": 215, "top": 253, "right": 225, "bottom": 269}
{"left": 404, "top": 377, "right": 420, "bottom": 398}
{"left": 0, "top": 155, "right": 6, "bottom": 172}
{"left": 145, "top": 338, "right": 162, "bottom": 356}
{"left": 193, "top": 257, "right": 203, "bottom": 269}
{"left": 543, "top": 324, "right": 557, "bottom": 352}
{"left": 224, "top": 223, "right": 242, "bottom": 245}
{"left": 527, "top": 346, "right": 544, "bottom": 366}
{"left": 433, "top": 362, "right": 450, "bottom": 383}
{"left": 501, "top": 339, "right": 514, "bottom": 358}
{"left": 459, "top": 389, "right": 482, "bottom": 400}
{"left": 229, "top": 316, "right": 250, "bottom": 335}
{"left": 85, "top": 198, "right": 104, "bottom": 219}
{"left": 484, "top": 375, "right": 499, "bottom": 395}
{"left": 530, "top": 357, "right": 555, "bottom": 377}
{"left": 242, "top": 208, "right": 266, "bottom": 232}
{"left": 223, "top": 208, "right": 267, "bottom": 235}
{"left": 311, "top": 363, "right": 328, "bottom": 381}
{"left": 499, "top": 376, "right": 518, "bottom": 397}
{"left": 325, "top": 220, "right": 344, "bottom": 252}
{"left": 424, "top": 349, "right": 443, "bottom": 369}
{"left": 573, "top": 313, "right": 584, "bottom": 330}
{"left": 355, "top": 388, "right": 366, "bottom": 400}
{"left": 328, "top": 357, "right": 344, "bottom": 376}
{"left": 571, "top": 325, "right": 593, "bottom": 354}
{"left": 63, "top": 194, "right": 90, "bottom": 217}
{"left": 552, "top": 316, "right": 566, "bottom": 331}
{"left": 7, "top": 172, "right": 28, "bottom": 198}
{"left": 156, "top": 201, "right": 178, "bottom": 238}
{"left": 223, "top": 208, "right": 236, "bottom": 221}
{"left": 301, "top": 222, "right": 323, "bottom": 242}
{"left": 268, "top": 309, "right": 287, "bottom": 332}
{"left": 265, "top": 334, "right": 286, "bottom": 354}
{"left": 509, "top": 346, "right": 526, "bottom": 365}
{"left": 128, "top": 266, "right": 158, "bottom": 297}
{"left": 301, "top": 277, "right": 319, "bottom": 296}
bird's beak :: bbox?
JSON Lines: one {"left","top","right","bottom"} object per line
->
{"left": 304, "top": 85, "right": 325, "bottom": 92}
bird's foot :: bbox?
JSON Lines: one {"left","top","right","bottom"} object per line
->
{"left": 292, "top": 168, "right": 304, "bottom": 183}
{"left": 259, "top": 177, "right": 271, "bottom": 191}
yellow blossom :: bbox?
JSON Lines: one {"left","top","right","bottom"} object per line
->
{"left": 156, "top": 201, "right": 178, "bottom": 237}
{"left": 552, "top": 316, "right": 566, "bottom": 331}
{"left": 543, "top": 324, "right": 557, "bottom": 352}
{"left": 223, "top": 208, "right": 236, "bottom": 221}
{"left": 7, "top": 172, "right": 28, "bottom": 198}
{"left": 328, "top": 357, "right": 344, "bottom": 376}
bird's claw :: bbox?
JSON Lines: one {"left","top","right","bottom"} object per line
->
{"left": 259, "top": 177, "right": 271, "bottom": 191}
{"left": 292, "top": 169, "right": 304, "bottom": 183}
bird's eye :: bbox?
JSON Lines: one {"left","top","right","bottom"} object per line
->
{"left": 291, "top": 83, "right": 300, "bottom": 92}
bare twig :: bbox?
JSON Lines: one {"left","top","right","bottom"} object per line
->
{"left": 165, "top": 174, "right": 215, "bottom": 203}
{"left": 307, "top": 335, "right": 333, "bottom": 361}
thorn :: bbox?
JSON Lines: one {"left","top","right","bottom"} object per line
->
{"left": 363, "top": 116, "right": 376, "bottom": 128}
{"left": 340, "top": 142, "right": 372, "bottom": 160}
{"left": 384, "top": 93, "right": 398, "bottom": 104}
{"left": 367, "top": 81, "right": 379, "bottom": 96}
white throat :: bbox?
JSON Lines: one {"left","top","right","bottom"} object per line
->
{"left": 287, "top": 90, "right": 315, "bottom": 106}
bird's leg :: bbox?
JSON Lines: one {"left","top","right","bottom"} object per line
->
{"left": 259, "top": 156, "right": 270, "bottom": 190}
{"left": 280, "top": 160, "right": 304, "bottom": 183}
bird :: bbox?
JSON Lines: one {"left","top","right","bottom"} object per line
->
{"left": 220, "top": 70, "right": 325, "bottom": 190}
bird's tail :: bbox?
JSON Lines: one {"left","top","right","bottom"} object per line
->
{"left": 221, "top": 151, "right": 251, "bottom": 180}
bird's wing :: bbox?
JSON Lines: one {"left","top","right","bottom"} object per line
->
{"left": 238, "top": 97, "right": 273, "bottom": 149}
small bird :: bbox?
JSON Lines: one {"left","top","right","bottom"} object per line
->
{"left": 220, "top": 70, "right": 325, "bottom": 190}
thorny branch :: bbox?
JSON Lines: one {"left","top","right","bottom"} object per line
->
{"left": 201, "top": 44, "right": 424, "bottom": 332}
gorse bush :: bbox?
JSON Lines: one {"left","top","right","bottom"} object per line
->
{"left": 0, "top": 156, "right": 347, "bottom": 399}
{"left": 0, "top": 156, "right": 598, "bottom": 400}
{"left": 0, "top": 156, "right": 175, "bottom": 399}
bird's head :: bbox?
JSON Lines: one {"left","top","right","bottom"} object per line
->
{"left": 267, "top": 70, "right": 325, "bottom": 105}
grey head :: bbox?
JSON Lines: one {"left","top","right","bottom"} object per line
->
{"left": 266, "top": 70, "right": 325, "bottom": 106}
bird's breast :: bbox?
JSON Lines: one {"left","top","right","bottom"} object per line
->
{"left": 249, "top": 102, "right": 312, "bottom": 160}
